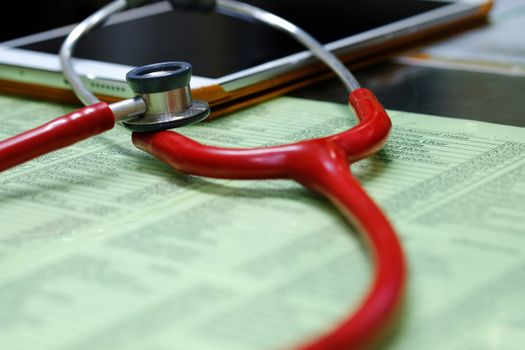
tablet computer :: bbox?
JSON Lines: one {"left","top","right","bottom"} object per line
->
{"left": 0, "top": 0, "right": 492, "bottom": 115}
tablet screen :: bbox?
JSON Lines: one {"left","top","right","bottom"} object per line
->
{"left": 17, "top": 0, "right": 450, "bottom": 78}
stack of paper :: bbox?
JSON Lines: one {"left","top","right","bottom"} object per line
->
{"left": 0, "top": 95, "right": 524, "bottom": 349}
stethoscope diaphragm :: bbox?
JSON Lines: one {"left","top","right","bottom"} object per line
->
{"left": 123, "top": 61, "right": 210, "bottom": 131}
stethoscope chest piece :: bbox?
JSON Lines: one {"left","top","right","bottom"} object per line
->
{"left": 123, "top": 61, "right": 210, "bottom": 132}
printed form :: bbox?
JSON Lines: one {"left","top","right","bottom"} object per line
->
{"left": 0, "top": 95, "right": 524, "bottom": 349}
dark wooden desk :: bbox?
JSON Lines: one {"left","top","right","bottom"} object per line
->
{"left": 291, "top": 60, "right": 525, "bottom": 127}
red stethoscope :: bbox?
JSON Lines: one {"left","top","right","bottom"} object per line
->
{"left": 0, "top": 0, "right": 406, "bottom": 349}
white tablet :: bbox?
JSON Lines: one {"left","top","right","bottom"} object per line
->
{"left": 0, "top": 0, "right": 492, "bottom": 114}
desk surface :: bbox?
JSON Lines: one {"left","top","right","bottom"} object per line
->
{"left": 292, "top": 61, "right": 525, "bottom": 128}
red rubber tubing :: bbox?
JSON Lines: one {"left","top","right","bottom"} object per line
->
{"left": 0, "top": 102, "right": 115, "bottom": 172}
{"left": 132, "top": 88, "right": 406, "bottom": 349}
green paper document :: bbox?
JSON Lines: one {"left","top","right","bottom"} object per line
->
{"left": 0, "top": 95, "right": 524, "bottom": 350}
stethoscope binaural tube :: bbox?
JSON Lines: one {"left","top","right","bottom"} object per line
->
{"left": 1, "top": 0, "right": 365, "bottom": 170}
{"left": 59, "top": 0, "right": 363, "bottom": 122}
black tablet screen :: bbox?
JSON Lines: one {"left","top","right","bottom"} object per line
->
{"left": 18, "top": 0, "right": 450, "bottom": 78}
